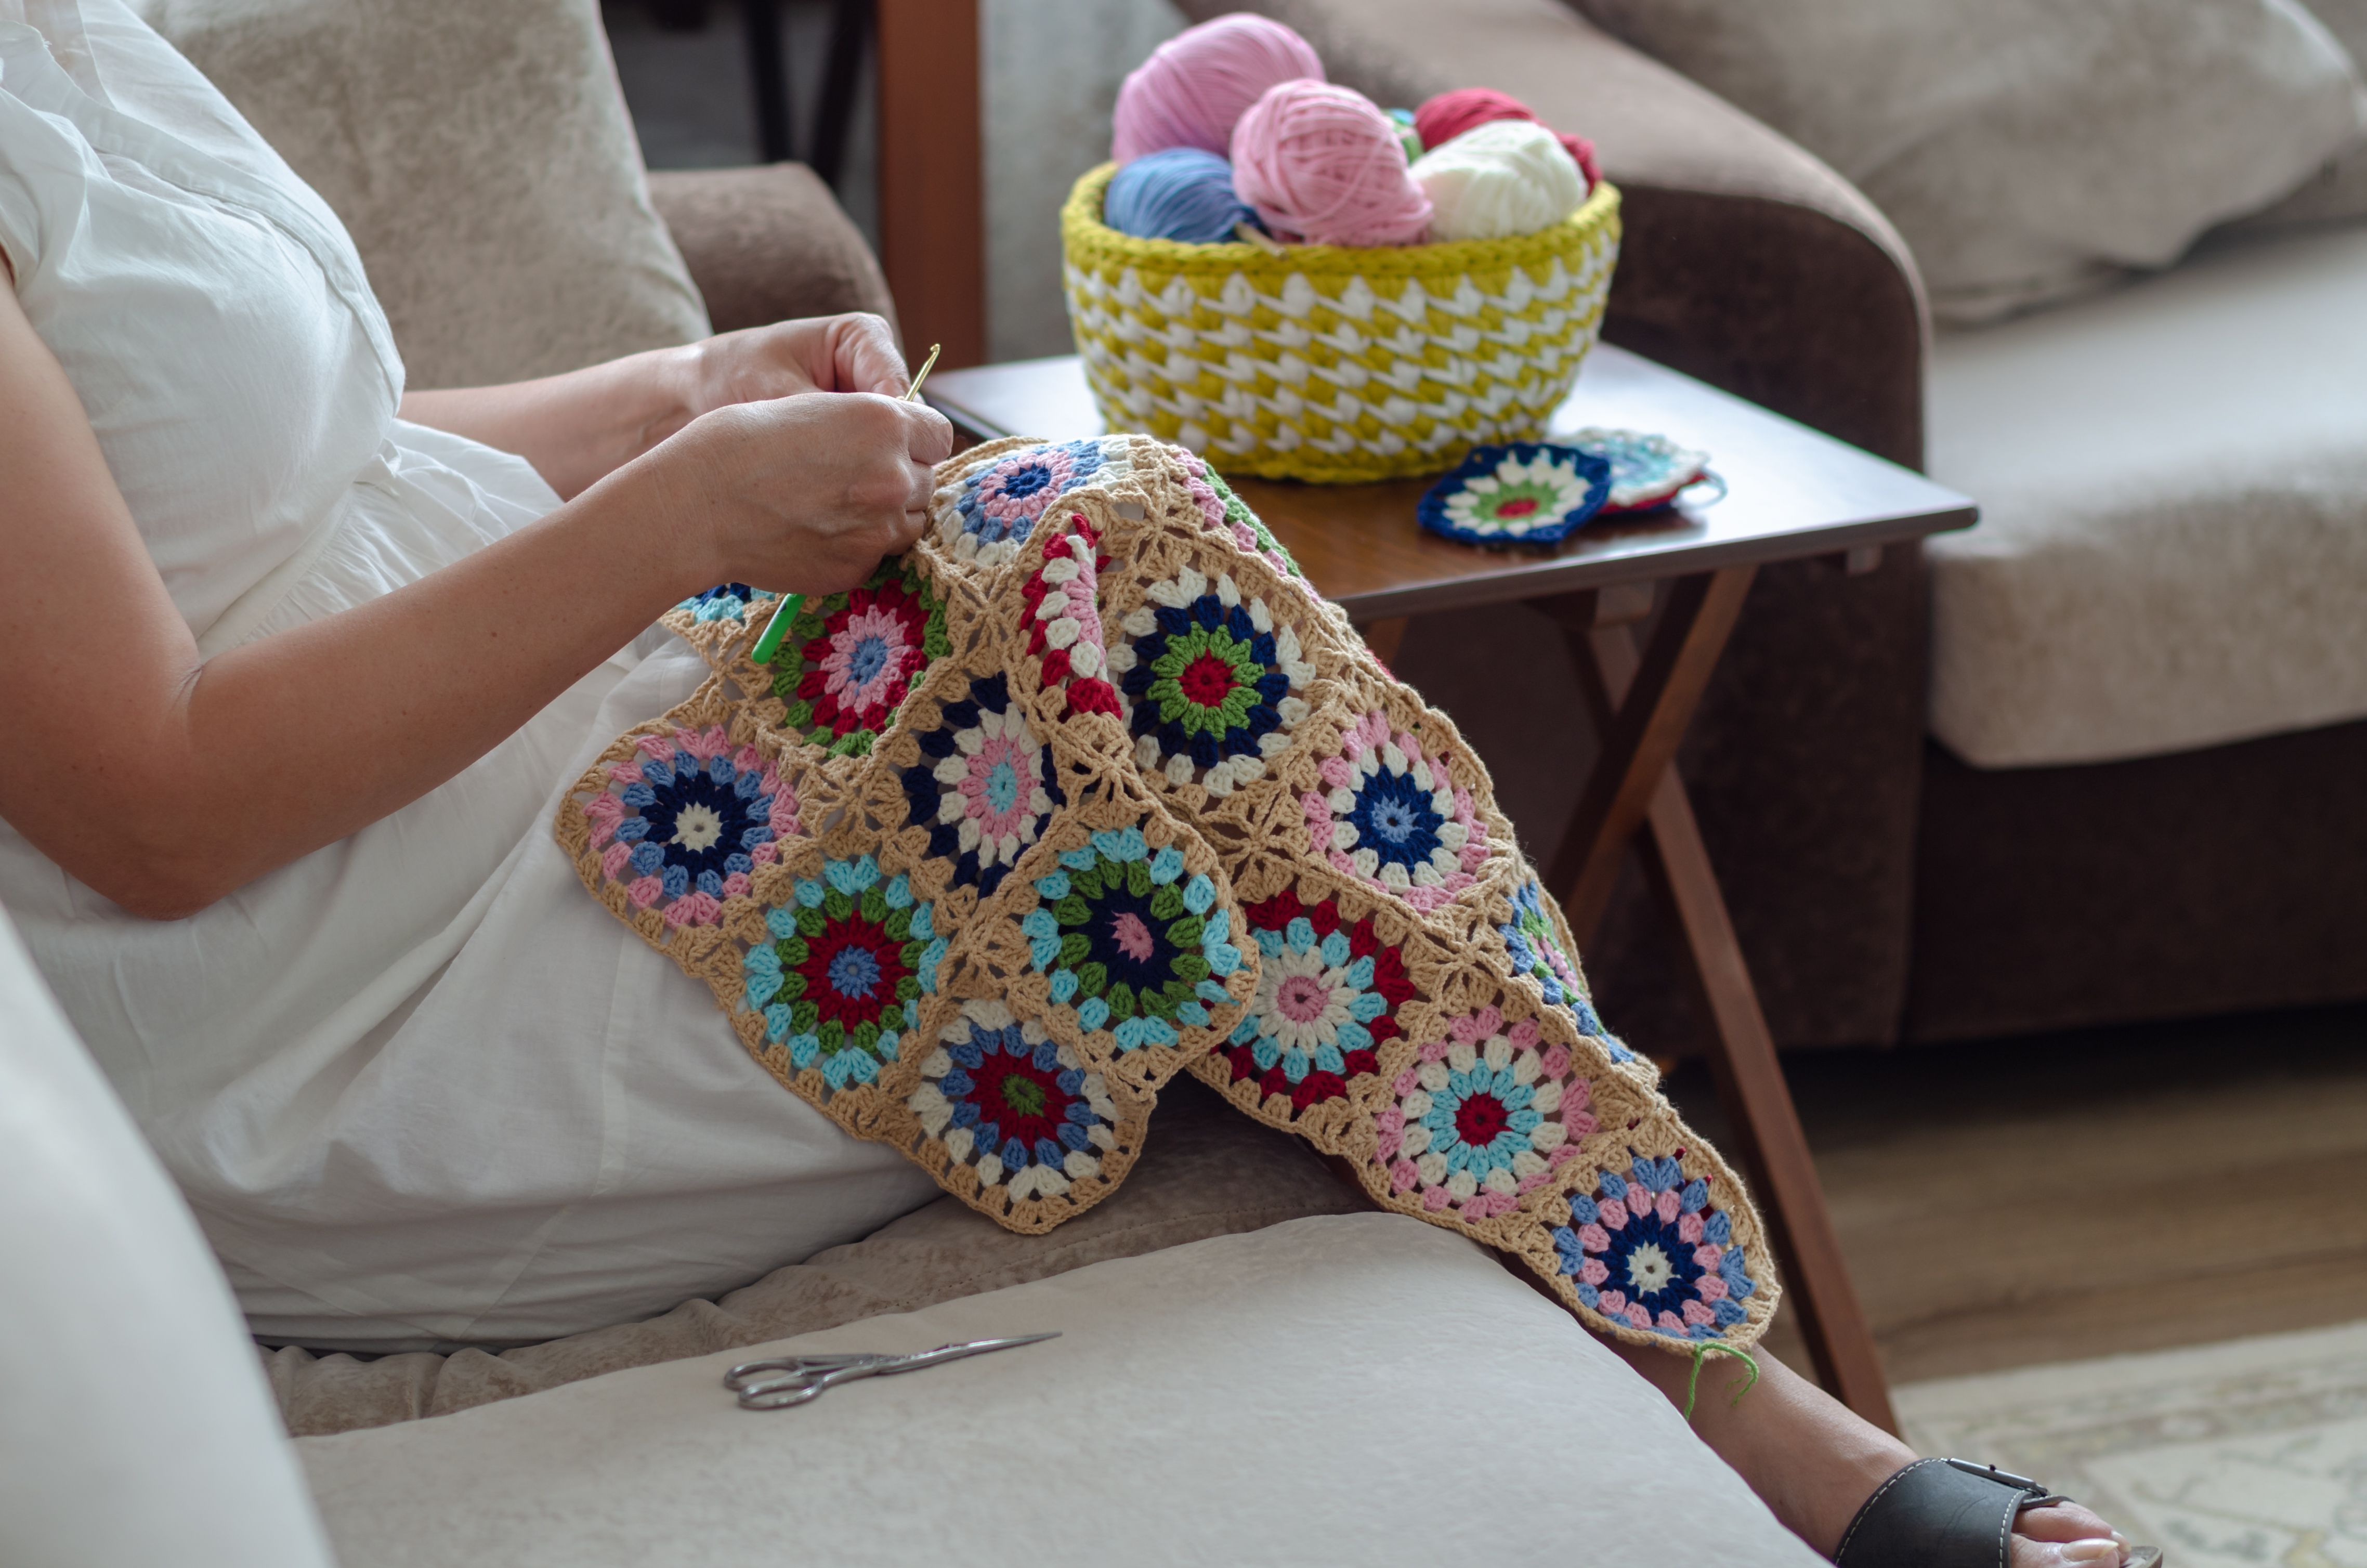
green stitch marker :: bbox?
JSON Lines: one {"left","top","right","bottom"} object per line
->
{"left": 746, "top": 343, "right": 941, "bottom": 669}
{"left": 748, "top": 591, "right": 803, "bottom": 667}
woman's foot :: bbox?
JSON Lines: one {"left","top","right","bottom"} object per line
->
{"left": 1600, "top": 1334, "right": 2140, "bottom": 1564}
{"left": 2012, "top": 1502, "right": 2130, "bottom": 1566}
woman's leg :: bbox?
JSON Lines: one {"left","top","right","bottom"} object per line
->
{"left": 1603, "top": 1335, "right": 2133, "bottom": 1565}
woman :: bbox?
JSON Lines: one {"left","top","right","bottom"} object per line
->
{"left": 0, "top": 3, "right": 2137, "bottom": 1561}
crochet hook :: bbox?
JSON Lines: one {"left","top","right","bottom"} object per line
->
{"left": 746, "top": 341, "right": 943, "bottom": 668}
{"left": 730, "top": 1330, "right": 1058, "bottom": 1410}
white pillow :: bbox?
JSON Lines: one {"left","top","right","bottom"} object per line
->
{"left": 299, "top": 1213, "right": 1823, "bottom": 1568}
{"left": 0, "top": 907, "right": 335, "bottom": 1568}
{"left": 135, "top": 0, "right": 711, "bottom": 387}
{"left": 2249, "top": 0, "right": 2367, "bottom": 225}
{"left": 1573, "top": 0, "right": 2367, "bottom": 323}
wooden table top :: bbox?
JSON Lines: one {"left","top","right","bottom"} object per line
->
{"left": 926, "top": 347, "right": 1976, "bottom": 620}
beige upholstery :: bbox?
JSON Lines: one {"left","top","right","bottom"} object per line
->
{"left": 296, "top": 1216, "right": 1826, "bottom": 1568}
{"left": 1927, "top": 221, "right": 2367, "bottom": 766}
{"left": 649, "top": 163, "right": 897, "bottom": 338}
{"left": 0, "top": 909, "right": 335, "bottom": 1568}
{"left": 138, "top": 0, "right": 711, "bottom": 387}
{"left": 1572, "top": 0, "right": 2366, "bottom": 323}
{"left": 261, "top": 1076, "right": 1365, "bottom": 1435}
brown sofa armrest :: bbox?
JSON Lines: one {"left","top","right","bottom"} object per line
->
{"left": 648, "top": 163, "right": 899, "bottom": 341}
{"left": 1176, "top": 0, "right": 1927, "bottom": 468}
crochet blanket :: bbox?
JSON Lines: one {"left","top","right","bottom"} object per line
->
{"left": 552, "top": 435, "right": 1775, "bottom": 1355}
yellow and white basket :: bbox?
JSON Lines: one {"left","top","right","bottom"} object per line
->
{"left": 1061, "top": 163, "right": 1621, "bottom": 485}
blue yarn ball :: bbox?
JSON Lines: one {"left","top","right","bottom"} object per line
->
{"left": 1103, "top": 147, "right": 1259, "bottom": 244}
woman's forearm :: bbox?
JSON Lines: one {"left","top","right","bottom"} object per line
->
{"left": 399, "top": 345, "right": 705, "bottom": 501}
{"left": 139, "top": 460, "right": 713, "bottom": 914}
{"left": 397, "top": 316, "right": 918, "bottom": 504}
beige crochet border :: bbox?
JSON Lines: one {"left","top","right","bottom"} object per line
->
{"left": 551, "top": 435, "right": 1777, "bottom": 1354}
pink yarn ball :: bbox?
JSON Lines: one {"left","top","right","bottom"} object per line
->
{"left": 1112, "top": 14, "right": 1326, "bottom": 165}
{"left": 1230, "top": 80, "right": 1433, "bottom": 247}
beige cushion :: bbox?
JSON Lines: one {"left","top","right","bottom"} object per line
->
{"left": 259, "top": 1076, "right": 1365, "bottom": 1435}
{"left": 1927, "top": 221, "right": 2367, "bottom": 767}
{"left": 135, "top": 0, "right": 711, "bottom": 387}
{"left": 1572, "top": 0, "right": 2367, "bottom": 324}
{"left": 0, "top": 908, "right": 335, "bottom": 1568}
{"left": 297, "top": 1213, "right": 1824, "bottom": 1568}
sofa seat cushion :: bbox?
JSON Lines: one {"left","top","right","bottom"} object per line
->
{"left": 297, "top": 1212, "right": 1823, "bottom": 1568}
{"left": 1927, "top": 220, "right": 2367, "bottom": 768}
{"left": 261, "top": 1075, "right": 1365, "bottom": 1436}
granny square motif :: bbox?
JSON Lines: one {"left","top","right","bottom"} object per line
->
{"left": 1416, "top": 440, "right": 1612, "bottom": 547}
{"left": 553, "top": 434, "right": 1773, "bottom": 1353}
{"left": 1565, "top": 426, "right": 1715, "bottom": 514}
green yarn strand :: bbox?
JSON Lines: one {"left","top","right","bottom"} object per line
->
{"left": 1680, "top": 1340, "right": 1760, "bottom": 1422}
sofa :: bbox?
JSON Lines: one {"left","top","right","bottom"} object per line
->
{"left": 0, "top": 905, "right": 1828, "bottom": 1568}
{"left": 1180, "top": 0, "right": 2367, "bottom": 1053}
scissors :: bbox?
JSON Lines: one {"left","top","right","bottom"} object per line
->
{"left": 722, "top": 1331, "right": 1058, "bottom": 1410}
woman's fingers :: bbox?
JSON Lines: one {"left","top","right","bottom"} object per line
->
{"left": 832, "top": 312, "right": 914, "bottom": 398}
{"left": 656, "top": 384, "right": 953, "bottom": 596}
{"left": 897, "top": 396, "right": 954, "bottom": 463}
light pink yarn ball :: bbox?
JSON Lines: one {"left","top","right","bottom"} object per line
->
{"left": 1111, "top": 14, "right": 1325, "bottom": 165}
{"left": 1230, "top": 80, "right": 1433, "bottom": 247}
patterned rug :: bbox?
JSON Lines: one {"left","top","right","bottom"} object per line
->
{"left": 1895, "top": 1321, "right": 2367, "bottom": 1567}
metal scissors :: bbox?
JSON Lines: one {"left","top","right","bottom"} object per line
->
{"left": 722, "top": 1332, "right": 1060, "bottom": 1410}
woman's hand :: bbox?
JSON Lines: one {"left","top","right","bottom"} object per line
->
{"left": 686, "top": 313, "right": 916, "bottom": 409}
{"left": 399, "top": 312, "right": 922, "bottom": 501}
{"left": 645, "top": 381, "right": 954, "bottom": 599}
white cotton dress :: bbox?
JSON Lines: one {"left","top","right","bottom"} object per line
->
{"left": 0, "top": 0, "right": 938, "bottom": 1350}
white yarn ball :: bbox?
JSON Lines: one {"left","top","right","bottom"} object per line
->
{"left": 1411, "top": 119, "right": 1587, "bottom": 242}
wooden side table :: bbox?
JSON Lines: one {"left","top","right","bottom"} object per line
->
{"left": 927, "top": 347, "right": 1976, "bottom": 1432}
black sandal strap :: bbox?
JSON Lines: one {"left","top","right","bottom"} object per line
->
{"left": 1833, "top": 1457, "right": 2050, "bottom": 1568}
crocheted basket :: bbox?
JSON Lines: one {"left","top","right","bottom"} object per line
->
{"left": 1061, "top": 163, "right": 1621, "bottom": 485}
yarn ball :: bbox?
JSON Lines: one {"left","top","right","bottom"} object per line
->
{"left": 1103, "top": 147, "right": 1260, "bottom": 244}
{"left": 1111, "top": 14, "right": 1325, "bottom": 164}
{"left": 1230, "top": 80, "right": 1433, "bottom": 247}
{"left": 1413, "top": 86, "right": 1599, "bottom": 186}
{"left": 1412, "top": 119, "right": 1588, "bottom": 242}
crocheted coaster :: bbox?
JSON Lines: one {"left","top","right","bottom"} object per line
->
{"left": 553, "top": 434, "right": 1775, "bottom": 1353}
{"left": 1565, "top": 426, "right": 1714, "bottom": 514}
{"left": 1416, "top": 441, "right": 1612, "bottom": 547}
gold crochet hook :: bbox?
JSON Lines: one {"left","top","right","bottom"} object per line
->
{"left": 747, "top": 342, "right": 943, "bottom": 668}
{"left": 903, "top": 340, "right": 942, "bottom": 401}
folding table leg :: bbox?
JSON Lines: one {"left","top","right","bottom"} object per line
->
{"left": 1544, "top": 571, "right": 1898, "bottom": 1432}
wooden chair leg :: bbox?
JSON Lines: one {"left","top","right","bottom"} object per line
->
{"left": 809, "top": 0, "right": 873, "bottom": 190}
{"left": 1550, "top": 576, "right": 1898, "bottom": 1432}
{"left": 741, "top": 0, "right": 794, "bottom": 165}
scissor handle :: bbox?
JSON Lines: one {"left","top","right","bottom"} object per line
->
{"left": 736, "top": 1360, "right": 887, "bottom": 1409}
{"left": 723, "top": 1352, "right": 891, "bottom": 1392}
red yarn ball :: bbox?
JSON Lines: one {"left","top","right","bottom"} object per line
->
{"left": 1413, "top": 87, "right": 1599, "bottom": 186}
